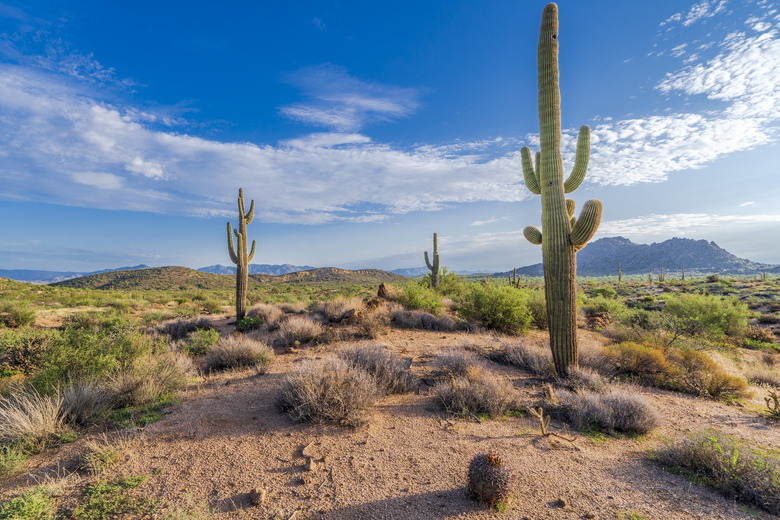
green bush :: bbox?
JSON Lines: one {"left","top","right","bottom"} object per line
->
{"left": 0, "top": 488, "right": 56, "bottom": 520}
{"left": 424, "top": 267, "right": 466, "bottom": 298}
{"left": 588, "top": 286, "right": 617, "bottom": 299}
{"left": 185, "top": 329, "right": 220, "bottom": 356}
{"left": 396, "top": 282, "right": 443, "bottom": 315}
{"left": 235, "top": 316, "right": 262, "bottom": 332}
{"left": 582, "top": 296, "right": 627, "bottom": 320}
{"left": 457, "top": 282, "right": 531, "bottom": 335}
{"left": 523, "top": 289, "right": 547, "bottom": 330}
{"left": 0, "top": 302, "right": 36, "bottom": 328}
{"left": 662, "top": 293, "right": 750, "bottom": 338}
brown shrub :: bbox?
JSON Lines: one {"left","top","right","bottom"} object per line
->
{"left": 109, "top": 352, "right": 193, "bottom": 408}
{"left": 666, "top": 349, "right": 749, "bottom": 400}
{"left": 435, "top": 348, "right": 485, "bottom": 379}
{"left": 204, "top": 335, "right": 274, "bottom": 372}
{"left": 356, "top": 307, "right": 390, "bottom": 338}
{"left": 432, "top": 365, "right": 518, "bottom": 419}
{"left": 338, "top": 343, "right": 416, "bottom": 394}
{"left": 157, "top": 317, "right": 213, "bottom": 340}
{"left": 547, "top": 385, "right": 659, "bottom": 434}
{"left": 277, "top": 316, "right": 324, "bottom": 347}
{"left": 744, "top": 325, "right": 777, "bottom": 344}
{"left": 485, "top": 341, "right": 555, "bottom": 378}
{"left": 602, "top": 342, "right": 671, "bottom": 384}
{"left": 391, "top": 309, "right": 457, "bottom": 332}
{"left": 247, "top": 303, "right": 283, "bottom": 325}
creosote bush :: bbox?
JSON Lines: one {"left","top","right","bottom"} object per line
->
{"left": 457, "top": 282, "right": 531, "bottom": 336}
{"left": 662, "top": 293, "right": 750, "bottom": 338}
{"left": 656, "top": 431, "right": 780, "bottom": 515}
{"left": 0, "top": 302, "right": 36, "bottom": 328}
{"left": 396, "top": 282, "right": 444, "bottom": 315}
{"left": 204, "top": 335, "right": 274, "bottom": 372}
{"left": 278, "top": 356, "right": 378, "bottom": 427}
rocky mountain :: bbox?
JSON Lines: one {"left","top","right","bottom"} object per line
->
{"left": 505, "top": 237, "right": 778, "bottom": 277}
{"left": 198, "top": 264, "right": 316, "bottom": 275}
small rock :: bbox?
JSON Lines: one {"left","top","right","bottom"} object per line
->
{"left": 555, "top": 497, "right": 567, "bottom": 508}
{"left": 305, "top": 457, "right": 318, "bottom": 472}
{"left": 584, "top": 512, "right": 598, "bottom": 519}
{"left": 249, "top": 487, "right": 267, "bottom": 506}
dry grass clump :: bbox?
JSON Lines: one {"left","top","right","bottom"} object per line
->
{"left": 744, "top": 325, "right": 777, "bottom": 343}
{"left": 278, "top": 357, "right": 378, "bottom": 427}
{"left": 158, "top": 317, "right": 213, "bottom": 340}
{"left": 557, "top": 366, "right": 608, "bottom": 393}
{"left": 356, "top": 307, "right": 391, "bottom": 339}
{"left": 435, "top": 348, "right": 486, "bottom": 379}
{"left": 746, "top": 368, "right": 780, "bottom": 388}
{"left": 432, "top": 365, "right": 518, "bottom": 419}
{"left": 485, "top": 341, "right": 556, "bottom": 378}
{"left": 204, "top": 335, "right": 274, "bottom": 373}
{"left": 546, "top": 385, "right": 659, "bottom": 434}
{"left": 0, "top": 389, "right": 64, "bottom": 446}
{"left": 277, "top": 315, "right": 324, "bottom": 347}
{"left": 61, "top": 379, "right": 113, "bottom": 426}
{"left": 278, "top": 302, "right": 308, "bottom": 314}
{"left": 80, "top": 433, "right": 133, "bottom": 475}
{"left": 391, "top": 308, "right": 457, "bottom": 332}
{"left": 109, "top": 352, "right": 193, "bottom": 408}
{"left": 656, "top": 431, "right": 780, "bottom": 515}
{"left": 338, "top": 343, "right": 417, "bottom": 394}
{"left": 667, "top": 349, "right": 749, "bottom": 400}
{"left": 247, "top": 303, "right": 283, "bottom": 326}
{"left": 316, "top": 296, "right": 365, "bottom": 323}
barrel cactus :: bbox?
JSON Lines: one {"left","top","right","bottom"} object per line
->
{"left": 467, "top": 451, "right": 513, "bottom": 510}
{"left": 522, "top": 3, "right": 602, "bottom": 375}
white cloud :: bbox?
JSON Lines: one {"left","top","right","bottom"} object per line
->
{"left": 70, "top": 172, "right": 123, "bottom": 190}
{"left": 279, "top": 64, "right": 421, "bottom": 132}
{"left": 471, "top": 217, "right": 499, "bottom": 226}
{"left": 683, "top": 1, "right": 728, "bottom": 27}
{"left": 739, "top": 201, "right": 756, "bottom": 207}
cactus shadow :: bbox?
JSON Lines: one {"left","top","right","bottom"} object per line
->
{"left": 320, "top": 487, "right": 481, "bottom": 519}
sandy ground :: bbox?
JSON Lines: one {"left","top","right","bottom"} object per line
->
{"left": 2, "top": 327, "right": 780, "bottom": 520}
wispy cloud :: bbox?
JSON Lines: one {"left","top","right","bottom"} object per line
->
{"left": 279, "top": 64, "right": 422, "bottom": 132}
{"left": 660, "top": 0, "right": 728, "bottom": 28}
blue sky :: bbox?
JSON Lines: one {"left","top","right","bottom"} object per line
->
{"left": 1, "top": 0, "right": 779, "bottom": 273}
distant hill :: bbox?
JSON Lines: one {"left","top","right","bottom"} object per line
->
{"left": 390, "top": 267, "right": 428, "bottom": 277}
{"left": 50, "top": 266, "right": 241, "bottom": 291}
{"left": 251, "top": 267, "right": 406, "bottom": 284}
{"left": 502, "top": 237, "right": 779, "bottom": 277}
{"left": 0, "top": 265, "right": 150, "bottom": 284}
{"left": 198, "top": 264, "right": 316, "bottom": 275}
{"left": 49, "top": 266, "right": 405, "bottom": 290}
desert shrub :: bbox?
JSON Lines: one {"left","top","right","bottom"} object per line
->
{"left": 557, "top": 366, "right": 608, "bottom": 393}
{"left": 390, "top": 309, "right": 457, "bottom": 331}
{"left": 396, "top": 282, "right": 444, "bottom": 315}
{"left": 247, "top": 303, "right": 283, "bottom": 324}
{"left": 0, "top": 443, "right": 28, "bottom": 478}
{"left": 485, "top": 341, "right": 555, "bottom": 378}
{"left": 80, "top": 435, "right": 130, "bottom": 475}
{"left": 30, "top": 327, "right": 158, "bottom": 392}
{"left": 588, "top": 286, "right": 617, "bottom": 299}
{"left": 235, "top": 316, "right": 262, "bottom": 332}
{"left": 338, "top": 344, "right": 416, "bottom": 394}
{"left": 199, "top": 300, "right": 223, "bottom": 315}
{"left": 706, "top": 274, "right": 721, "bottom": 283}
{"left": 758, "top": 313, "right": 780, "bottom": 324}
{"left": 744, "top": 325, "right": 776, "bottom": 344}
{"left": 424, "top": 268, "right": 466, "bottom": 298}
{"left": 0, "top": 302, "right": 36, "bottom": 328}
{"left": 581, "top": 296, "right": 627, "bottom": 320}
{"left": 457, "top": 282, "right": 531, "bottom": 336}
{"left": 109, "top": 352, "right": 193, "bottom": 408}
{"left": 0, "top": 389, "right": 64, "bottom": 447}
{"left": 0, "top": 488, "right": 56, "bottom": 520}
{"left": 746, "top": 369, "right": 780, "bottom": 388}
{"left": 435, "top": 348, "right": 485, "bottom": 378}
{"left": 356, "top": 308, "right": 390, "bottom": 338}
{"left": 158, "top": 317, "right": 213, "bottom": 340}
{"left": 666, "top": 349, "right": 749, "bottom": 400}
{"left": 432, "top": 365, "right": 518, "bottom": 419}
{"left": 318, "top": 297, "right": 365, "bottom": 323}
{"left": 183, "top": 328, "right": 220, "bottom": 356}
{"left": 548, "top": 386, "right": 659, "bottom": 434}
{"left": 278, "top": 302, "right": 308, "bottom": 314}
{"left": 656, "top": 431, "right": 780, "bottom": 515}
{"left": 278, "top": 357, "right": 378, "bottom": 427}
{"left": 524, "top": 289, "right": 547, "bottom": 330}
{"left": 0, "top": 327, "right": 61, "bottom": 375}
{"left": 61, "top": 379, "right": 113, "bottom": 426}
{"left": 204, "top": 335, "right": 274, "bottom": 372}
{"left": 277, "top": 316, "right": 324, "bottom": 347}
{"left": 602, "top": 342, "right": 671, "bottom": 384}
{"left": 662, "top": 293, "right": 750, "bottom": 338}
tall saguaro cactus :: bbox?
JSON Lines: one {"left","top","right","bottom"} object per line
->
{"left": 424, "top": 233, "right": 440, "bottom": 289}
{"left": 522, "top": 4, "right": 603, "bottom": 375}
{"left": 227, "top": 188, "right": 256, "bottom": 321}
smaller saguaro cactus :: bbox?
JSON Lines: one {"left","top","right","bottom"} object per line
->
{"left": 618, "top": 263, "right": 622, "bottom": 283}
{"left": 509, "top": 268, "right": 521, "bottom": 289}
{"left": 658, "top": 268, "right": 665, "bottom": 283}
{"left": 467, "top": 451, "right": 513, "bottom": 510}
{"left": 424, "top": 233, "right": 440, "bottom": 289}
{"left": 681, "top": 267, "right": 685, "bottom": 281}
{"left": 227, "top": 188, "right": 256, "bottom": 322}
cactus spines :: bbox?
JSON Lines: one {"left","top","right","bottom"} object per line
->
{"left": 468, "top": 451, "right": 513, "bottom": 510}
{"left": 522, "top": 3, "right": 603, "bottom": 375}
{"left": 227, "top": 188, "right": 256, "bottom": 322}
{"left": 424, "top": 232, "right": 440, "bottom": 288}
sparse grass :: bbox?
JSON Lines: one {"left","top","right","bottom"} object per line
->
{"left": 247, "top": 303, "right": 283, "bottom": 324}
{"left": 203, "top": 335, "right": 274, "bottom": 372}
{"left": 277, "top": 315, "right": 324, "bottom": 347}
{"left": 0, "top": 488, "right": 56, "bottom": 520}
{"left": 81, "top": 434, "right": 132, "bottom": 475}
{"left": 318, "top": 296, "right": 365, "bottom": 322}
{"left": 547, "top": 385, "right": 659, "bottom": 434}
{"left": 485, "top": 341, "right": 555, "bottom": 378}
{"left": 0, "top": 443, "right": 28, "bottom": 478}
{"left": 74, "top": 475, "right": 154, "bottom": 520}
{"left": 108, "top": 352, "right": 193, "bottom": 408}
{"left": 107, "top": 398, "right": 176, "bottom": 429}
{"left": 0, "top": 388, "right": 64, "bottom": 447}
{"left": 278, "top": 356, "right": 378, "bottom": 427}
{"left": 338, "top": 343, "right": 417, "bottom": 394}
{"left": 61, "top": 379, "right": 113, "bottom": 426}
{"left": 435, "top": 348, "right": 485, "bottom": 379}
{"left": 390, "top": 308, "right": 457, "bottom": 331}
{"left": 160, "top": 494, "right": 212, "bottom": 520}
{"left": 656, "top": 431, "right": 780, "bottom": 515}
{"left": 432, "top": 365, "right": 518, "bottom": 419}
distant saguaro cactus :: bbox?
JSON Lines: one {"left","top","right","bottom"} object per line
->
{"left": 618, "top": 263, "right": 622, "bottom": 283}
{"left": 227, "top": 188, "right": 256, "bottom": 322}
{"left": 424, "top": 233, "right": 440, "bottom": 289}
{"left": 522, "top": 4, "right": 602, "bottom": 375}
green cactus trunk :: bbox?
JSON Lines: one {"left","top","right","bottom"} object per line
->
{"left": 227, "top": 188, "right": 256, "bottom": 322}
{"left": 522, "top": 4, "right": 602, "bottom": 375}
{"left": 424, "top": 233, "right": 440, "bottom": 289}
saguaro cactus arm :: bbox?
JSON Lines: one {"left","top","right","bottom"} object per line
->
{"left": 563, "top": 126, "right": 590, "bottom": 193}
{"left": 248, "top": 240, "right": 256, "bottom": 263}
{"left": 524, "top": 226, "right": 542, "bottom": 245}
{"left": 227, "top": 223, "right": 238, "bottom": 263}
{"left": 521, "top": 148, "right": 541, "bottom": 195}
{"left": 570, "top": 200, "right": 602, "bottom": 248}
{"left": 424, "top": 233, "right": 440, "bottom": 288}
